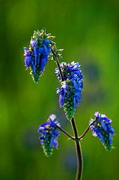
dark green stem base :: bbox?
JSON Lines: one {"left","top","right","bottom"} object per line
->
{"left": 71, "top": 118, "right": 83, "bottom": 180}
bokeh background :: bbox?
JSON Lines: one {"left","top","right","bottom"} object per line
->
{"left": 0, "top": 0, "right": 119, "bottom": 179}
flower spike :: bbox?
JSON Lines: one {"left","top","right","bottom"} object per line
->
{"left": 56, "top": 62, "right": 84, "bottom": 120}
{"left": 24, "top": 29, "right": 54, "bottom": 83}
{"left": 38, "top": 114, "right": 60, "bottom": 157}
{"left": 89, "top": 112, "right": 115, "bottom": 151}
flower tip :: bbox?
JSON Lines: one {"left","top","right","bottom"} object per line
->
{"left": 49, "top": 114, "right": 57, "bottom": 121}
{"left": 94, "top": 112, "right": 100, "bottom": 118}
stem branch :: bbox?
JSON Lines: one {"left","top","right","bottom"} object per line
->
{"left": 79, "top": 126, "right": 90, "bottom": 140}
{"left": 79, "top": 119, "right": 98, "bottom": 140}
{"left": 56, "top": 125, "right": 74, "bottom": 140}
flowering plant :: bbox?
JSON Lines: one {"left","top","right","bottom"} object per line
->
{"left": 23, "top": 28, "right": 115, "bottom": 180}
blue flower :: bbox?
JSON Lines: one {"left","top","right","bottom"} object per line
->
{"left": 56, "top": 62, "right": 84, "bottom": 120}
{"left": 38, "top": 114, "right": 60, "bottom": 157}
{"left": 56, "top": 61, "right": 84, "bottom": 82}
{"left": 89, "top": 112, "right": 115, "bottom": 150}
{"left": 24, "top": 29, "right": 52, "bottom": 83}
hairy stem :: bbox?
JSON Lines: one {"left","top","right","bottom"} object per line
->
{"left": 71, "top": 118, "right": 83, "bottom": 180}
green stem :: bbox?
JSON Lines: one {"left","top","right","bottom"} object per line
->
{"left": 71, "top": 118, "right": 83, "bottom": 180}
{"left": 56, "top": 125, "right": 74, "bottom": 140}
{"left": 79, "top": 119, "right": 98, "bottom": 140}
{"left": 52, "top": 50, "right": 83, "bottom": 179}
{"left": 51, "top": 49, "right": 64, "bottom": 81}
{"left": 79, "top": 126, "right": 90, "bottom": 140}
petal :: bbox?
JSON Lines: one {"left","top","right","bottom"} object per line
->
{"left": 24, "top": 56, "right": 32, "bottom": 67}
{"left": 97, "top": 132, "right": 104, "bottom": 143}
{"left": 50, "top": 114, "right": 57, "bottom": 121}
{"left": 44, "top": 39, "right": 50, "bottom": 45}
{"left": 59, "top": 94, "right": 64, "bottom": 107}
{"left": 101, "top": 121, "right": 107, "bottom": 131}
{"left": 53, "top": 139, "right": 58, "bottom": 148}
{"left": 30, "top": 40, "right": 37, "bottom": 47}
{"left": 43, "top": 45, "right": 50, "bottom": 55}
{"left": 94, "top": 112, "right": 100, "bottom": 118}
{"left": 107, "top": 125, "right": 115, "bottom": 134}
{"left": 49, "top": 136, "right": 55, "bottom": 147}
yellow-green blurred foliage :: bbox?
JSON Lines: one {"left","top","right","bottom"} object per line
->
{"left": 0, "top": 0, "right": 118, "bottom": 179}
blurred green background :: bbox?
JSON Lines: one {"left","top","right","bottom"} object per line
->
{"left": 0, "top": 0, "right": 119, "bottom": 179}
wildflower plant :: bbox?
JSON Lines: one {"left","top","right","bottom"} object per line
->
{"left": 23, "top": 28, "right": 115, "bottom": 180}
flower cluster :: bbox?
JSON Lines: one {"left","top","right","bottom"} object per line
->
{"left": 89, "top": 112, "right": 115, "bottom": 151}
{"left": 38, "top": 114, "right": 60, "bottom": 157}
{"left": 24, "top": 29, "right": 53, "bottom": 83}
{"left": 56, "top": 62, "right": 84, "bottom": 120}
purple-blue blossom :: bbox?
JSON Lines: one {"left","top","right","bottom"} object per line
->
{"left": 24, "top": 29, "right": 52, "bottom": 83}
{"left": 56, "top": 61, "right": 84, "bottom": 82}
{"left": 38, "top": 114, "right": 60, "bottom": 157}
{"left": 89, "top": 112, "right": 115, "bottom": 150}
{"left": 56, "top": 62, "right": 84, "bottom": 120}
